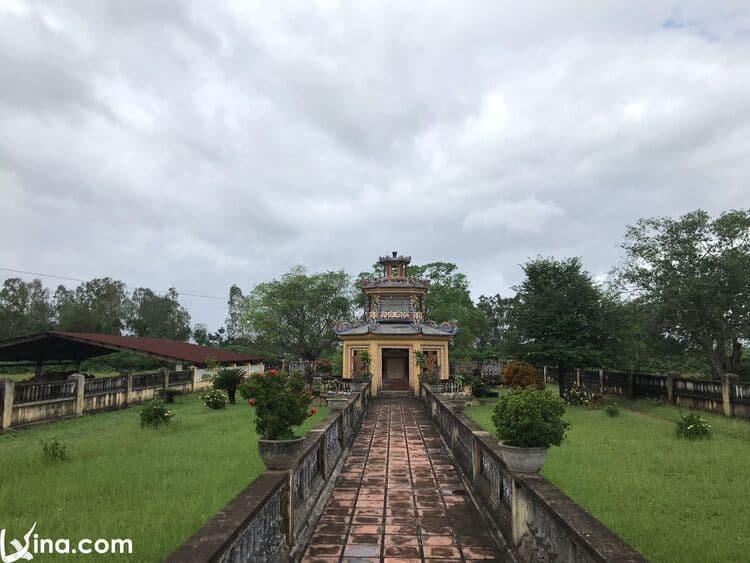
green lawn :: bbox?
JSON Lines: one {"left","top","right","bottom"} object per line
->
{"left": 0, "top": 394, "right": 328, "bottom": 562}
{"left": 466, "top": 391, "right": 750, "bottom": 563}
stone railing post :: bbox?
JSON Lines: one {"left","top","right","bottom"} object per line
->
{"left": 511, "top": 477, "right": 530, "bottom": 549}
{"left": 627, "top": 369, "right": 635, "bottom": 399}
{"left": 721, "top": 373, "right": 739, "bottom": 417}
{"left": 666, "top": 372, "right": 678, "bottom": 404}
{"left": 122, "top": 371, "right": 132, "bottom": 406}
{"left": 190, "top": 366, "right": 199, "bottom": 391}
{"left": 542, "top": 365, "right": 547, "bottom": 383}
{"left": 68, "top": 374, "right": 85, "bottom": 416}
{"left": 1, "top": 379, "right": 14, "bottom": 430}
{"left": 162, "top": 367, "right": 170, "bottom": 389}
{"left": 599, "top": 369, "right": 605, "bottom": 395}
{"left": 575, "top": 368, "right": 582, "bottom": 387}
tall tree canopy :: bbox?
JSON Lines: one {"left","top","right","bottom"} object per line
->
{"left": 513, "top": 257, "right": 619, "bottom": 396}
{"left": 0, "top": 278, "right": 54, "bottom": 339}
{"left": 476, "top": 294, "right": 516, "bottom": 356}
{"left": 55, "top": 278, "right": 129, "bottom": 335}
{"left": 241, "top": 266, "right": 354, "bottom": 360}
{"left": 617, "top": 209, "right": 750, "bottom": 378}
{"left": 127, "top": 287, "right": 191, "bottom": 340}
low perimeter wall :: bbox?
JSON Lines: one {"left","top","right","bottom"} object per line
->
{"left": 542, "top": 367, "right": 750, "bottom": 419}
{"left": 165, "top": 383, "right": 372, "bottom": 563}
{"left": 420, "top": 384, "right": 647, "bottom": 563}
{"left": 0, "top": 368, "right": 211, "bottom": 430}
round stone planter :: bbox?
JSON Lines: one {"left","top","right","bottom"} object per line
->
{"left": 258, "top": 437, "right": 304, "bottom": 470}
{"left": 498, "top": 442, "right": 548, "bottom": 473}
{"left": 423, "top": 383, "right": 443, "bottom": 393}
{"left": 350, "top": 382, "right": 367, "bottom": 392}
{"left": 327, "top": 396, "right": 351, "bottom": 410}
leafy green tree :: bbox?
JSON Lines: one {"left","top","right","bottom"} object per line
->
{"left": 0, "top": 278, "right": 54, "bottom": 339}
{"left": 55, "top": 278, "right": 128, "bottom": 335}
{"left": 617, "top": 209, "right": 750, "bottom": 378}
{"left": 193, "top": 323, "right": 227, "bottom": 347}
{"left": 127, "top": 287, "right": 191, "bottom": 340}
{"left": 225, "top": 285, "right": 246, "bottom": 342}
{"left": 513, "top": 257, "right": 618, "bottom": 397}
{"left": 241, "top": 266, "right": 354, "bottom": 360}
{"left": 476, "top": 294, "right": 517, "bottom": 355}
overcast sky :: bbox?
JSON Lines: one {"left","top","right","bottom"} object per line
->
{"left": 1, "top": 1, "right": 749, "bottom": 331}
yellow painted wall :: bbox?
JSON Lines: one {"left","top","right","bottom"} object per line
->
{"left": 340, "top": 335, "right": 450, "bottom": 396}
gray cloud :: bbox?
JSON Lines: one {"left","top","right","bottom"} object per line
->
{"left": 1, "top": 0, "right": 749, "bottom": 328}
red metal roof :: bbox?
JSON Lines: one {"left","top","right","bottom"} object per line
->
{"left": 50, "top": 332, "right": 263, "bottom": 364}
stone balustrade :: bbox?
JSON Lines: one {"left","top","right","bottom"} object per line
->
{"left": 420, "top": 384, "right": 647, "bottom": 563}
{"left": 165, "top": 383, "right": 371, "bottom": 563}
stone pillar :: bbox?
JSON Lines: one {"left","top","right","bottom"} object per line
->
{"left": 190, "top": 366, "right": 199, "bottom": 391}
{"left": 627, "top": 369, "right": 635, "bottom": 399}
{"left": 575, "top": 368, "right": 582, "bottom": 388}
{"left": 1, "top": 379, "right": 14, "bottom": 430}
{"left": 68, "top": 374, "right": 85, "bottom": 416}
{"left": 599, "top": 369, "right": 605, "bottom": 395}
{"left": 161, "top": 367, "right": 170, "bottom": 390}
{"left": 511, "top": 477, "right": 530, "bottom": 549}
{"left": 543, "top": 366, "right": 548, "bottom": 384}
{"left": 721, "top": 373, "right": 739, "bottom": 417}
{"left": 666, "top": 372, "right": 678, "bottom": 404}
{"left": 122, "top": 371, "right": 132, "bottom": 406}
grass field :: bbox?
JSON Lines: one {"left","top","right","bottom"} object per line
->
{"left": 0, "top": 394, "right": 328, "bottom": 562}
{"left": 466, "top": 390, "right": 750, "bottom": 563}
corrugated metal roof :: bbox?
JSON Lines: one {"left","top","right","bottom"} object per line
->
{"left": 0, "top": 331, "right": 263, "bottom": 364}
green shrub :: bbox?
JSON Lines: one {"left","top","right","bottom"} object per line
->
{"left": 213, "top": 368, "right": 246, "bottom": 404}
{"left": 200, "top": 389, "right": 228, "bottom": 410}
{"left": 40, "top": 438, "right": 67, "bottom": 463}
{"left": 140, "top": 400, "right": 174, "bottom": 428}
{"left": 604, "top": 404, "right": 620, "bottom": 417}
{"left": 675, "top": 413, "right": 711, "bottom": 440}
{"left": 492, "top": 387, "right": 569, "bottom": 448}
{"left": 156, "top": 388, "right": 182, "bottom": 403}
{"left": 501, "top": 361, "right": 544, "bottom": 389}
{"left": 239, "top": 371, "right": 312, "bottom": 440}
{"left": 563, "top": 386, "right": 603, "bottom": 408}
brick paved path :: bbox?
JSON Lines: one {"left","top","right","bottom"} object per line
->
{"left": 302, "top": 397, "right": 508, "bottom": 562}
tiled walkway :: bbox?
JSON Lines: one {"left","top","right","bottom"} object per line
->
{"left": 302, "top": 397, "right": 508, "bottom": 562}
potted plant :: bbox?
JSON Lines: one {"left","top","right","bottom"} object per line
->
{"left": 415, "top": 351, "right": 442, "bottom": 392}
{"left": 491, "top": 387, "right": 569, "bottom": 473}
{"left": 240, "top": 370, "right": 313, "bottom": 470}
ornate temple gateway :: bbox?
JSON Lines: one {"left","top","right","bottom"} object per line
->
{"left": 334, "top": 252, "right": 458, "bottom": 395}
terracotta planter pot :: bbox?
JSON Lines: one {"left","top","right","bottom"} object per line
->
{"left": 498, "top": 442, "right": 547, "bottom": 473}
{"left": 258, "top": 437, "right": 304, "bottom": 470}
{"left": 327, "top": 397, "right": 351, "bottom": 410}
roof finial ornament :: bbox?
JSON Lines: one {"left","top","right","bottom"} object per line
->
{"left": 392, "top": 251, "right": 397, "bottom": 258}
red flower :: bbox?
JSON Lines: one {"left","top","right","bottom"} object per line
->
{"left": 267, "top": 369, "right": 279, "bottom": 375}
{"left": 306, "top": 389, "right": 313, "bottom": 396}
{"left": 309, "top": 407, "right": 318, "bottom": 416}
{"left": 248, "top": 397, "right": 256, "bottom": 405}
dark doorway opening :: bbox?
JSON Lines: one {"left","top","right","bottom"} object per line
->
{"left": 382, "top": 348, "right": 409, "bottom": 390}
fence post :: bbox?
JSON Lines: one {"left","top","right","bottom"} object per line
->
{"left": 122, "top": 371, "right": 132, "bottom": 406}
{"left": 190, "top": 366, "right": 200, "bottom": 391}
{"left": 69, "top": 374, "right": 85, "bottom": 416}
{"left": 666, "top": 372, "right": 678, "bottom": 404}
{"left": 542, "top": 366, "right": 547, "bottom": 383}
{"left": 721, "top": 373, "right": 738, "bottom": 417}
{"left": 1, "top": 379, "right": 14, "bottom": 430}
{"left": 575, "top": 368, "right": 582, "bottom": 388}
{"left": 627, "top": 369, "right": 635, "bottom": 399}
{"left": 598, "top": 369, "right": 605, "bottom": 395}
{"left": 162, "top": 367, "right": 170, "bottom": 390}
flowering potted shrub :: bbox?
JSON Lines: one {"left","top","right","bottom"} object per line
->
{"left": 492, "top": 387, "right": 569, "bottom": 473}
{"left": 415, "top": 351, "right": 442, "bottom": 392}
{"left": 240, "top": 370, "right": 312, "bottom": 469}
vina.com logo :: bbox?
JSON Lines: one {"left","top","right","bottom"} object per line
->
{"left": 0, "top": 523, "right": 132, "bottom": 561}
